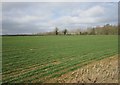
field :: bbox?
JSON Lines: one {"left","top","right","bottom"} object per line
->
{"left": 2, "top": 35, "right": 118, "bottom": 83}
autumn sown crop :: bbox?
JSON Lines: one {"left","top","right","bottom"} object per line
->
{"left": 2, "top": 35, "right": 118, "bottom": 83}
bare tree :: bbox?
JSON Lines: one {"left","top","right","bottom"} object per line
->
{"left": 89, "top": 28, "right": 96, "bottom": 35}
{"left": 55, "top": 27, "right": 59, "bottom": 35}
{"left": 63, "top": 29, "right": 67, "bottom": 35}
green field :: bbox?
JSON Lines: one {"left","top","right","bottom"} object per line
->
{"left": 2, "top": 35, "right": 118, "bottom": 83}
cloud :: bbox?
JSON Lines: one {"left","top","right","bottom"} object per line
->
{"left": 79, "top": 6, "right": 105, "bottom": 17}
{"left": 0, "top": 3, "right": 2, "bottom": 35}
{"left": 2, "top": 0, "right": 119, "bottom": 2}
{"left": 2, "top": 2, "right": 118, "bottom": 34}
{"left": 51, "top": 5, "right": 106, "bottom": 25}
{"left": 4, "top": 15, "right": 41, "bottom": 23}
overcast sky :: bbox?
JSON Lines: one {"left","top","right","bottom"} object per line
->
{"left": 2, "top": 2, "right": 118, "bottom": 34}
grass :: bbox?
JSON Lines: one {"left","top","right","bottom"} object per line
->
{"left": 2, "top": 35, "right": 118, "bottom": 83}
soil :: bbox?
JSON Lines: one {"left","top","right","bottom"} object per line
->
{"left": 46, "top": 55, "right": 118, "bottom": 83}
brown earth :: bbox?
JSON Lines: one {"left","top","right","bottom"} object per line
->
{"left": 46, "top": 55, "right": 118, "bottom": 83}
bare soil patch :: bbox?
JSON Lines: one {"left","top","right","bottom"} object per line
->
{"left": 47, "top": 55, "right": 118, "bottom": 83}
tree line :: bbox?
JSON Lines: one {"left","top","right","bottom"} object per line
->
{"left": 5, "top": 24, "right": 118, "bottom": 36}
{"left": 39, "top": 24, "right": 118, "bottom": 35}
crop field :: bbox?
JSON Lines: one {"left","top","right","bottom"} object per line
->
{"left": 2, "top": 35, "right": 118, "bottom": 83}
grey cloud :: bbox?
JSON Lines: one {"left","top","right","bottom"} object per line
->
{"left": 2, "top": 20, "right": 52, "bottom": 34}
{"left": 2, "top": 2, "right": 118, "bottom": 34}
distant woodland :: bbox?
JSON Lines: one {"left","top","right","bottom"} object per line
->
{"left": 37, "top": 24, "right": 118, "bottom": 35}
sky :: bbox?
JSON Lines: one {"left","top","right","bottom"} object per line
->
{"left": 1, "top": 0, "right": 119, "bottom": 2}
{"left": 2, "top": 2, "right": 118, "bottom": 35}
